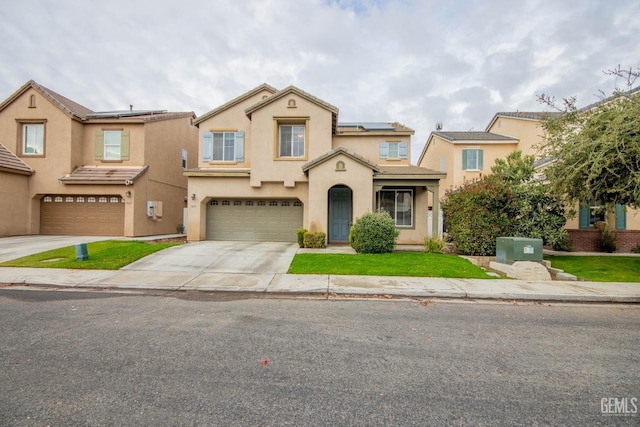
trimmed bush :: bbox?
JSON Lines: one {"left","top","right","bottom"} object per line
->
{"left": 303, "top": 231, "right": 326, "bottom": 248}
{"left": 349, "top": 211, "right": 400, "bottom": 254}
{"left": 296, "top": 227, "right": 308, "bottom": 248}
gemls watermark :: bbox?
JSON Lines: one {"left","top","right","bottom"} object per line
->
{"left": 601, "top": 397, "right": 638, "bottom": 416}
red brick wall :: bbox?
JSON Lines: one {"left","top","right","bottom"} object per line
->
{"left": 567, "top": 229, "right": 640, "bottom": 253}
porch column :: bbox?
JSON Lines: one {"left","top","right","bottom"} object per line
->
{"left": 430, "top": 184, "right": 441, "bottom": 238}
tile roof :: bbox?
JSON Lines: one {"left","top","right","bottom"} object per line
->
{"left": 302, "top": 146, "right": 380, "bottom": 173}
{"left": 0, "top": 143, "right": 34, "bottom": 175}
{"left": 432, "top": 131, "right": 517, "bottom": 142}
{"left": 59, "top": 165, "right": 149, "bottom": 184}
{"left": 194, "top": 83, "right": 278, "bottom": 126}
{"left": 493, "top": 111, "right": 562, "bottom": 121}
{"left": 377, "top": 165, "right": 444, "bottom": 177}
{"left": 0, "top": 80, "right": 95, "bottom": 120}
{"left": 245, "top": 85, "right": 339, "bottom": 116}
{"left": 336, "top": 121, "right": 414, "bottom": 134}
{"left": 84, "top": 111, "right": 196, "bottom": 122}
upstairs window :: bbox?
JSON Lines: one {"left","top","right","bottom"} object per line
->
{"left": 95, "top": 130, "right": 130, "bottom": 161}
{"left": 279, "top": 124, "right": 305, "bottom": 158}
{"left": 21, "top": 123, "right": 45, "bottom": 155}
{"left": 379, "top": 141, "right": 408, "bottom": 159}
{"left": 182, "top": 149, "right": 188, "bottom": 169}
{"left": 462, "top": 148, "right": 483, "bottom": 170}
{"left": 202, "top": 131, "right": 244, "bottom": 162}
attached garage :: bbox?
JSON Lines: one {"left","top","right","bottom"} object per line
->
{"left": 40, "top": 195, "right": 125, "bottom": 236}
{"left": 206, "top": 199, "right": 303, "bottom": 242}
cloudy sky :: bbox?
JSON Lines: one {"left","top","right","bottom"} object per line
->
{"left": 1, "top": 0, "right": 638, "bottom": 160}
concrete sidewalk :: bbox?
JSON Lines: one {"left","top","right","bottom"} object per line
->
{"left": 0, "top": 267, "right": 638, "bottom": 303}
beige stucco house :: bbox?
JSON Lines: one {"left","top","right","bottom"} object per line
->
{"left": 0, "top": 80, "right": 198, "bottom": 237}
{"left": 185, "top": 84, "right": 445, "bottom": 245}
{"left": 418, "top": 111, "right": 639, "bottom": 252}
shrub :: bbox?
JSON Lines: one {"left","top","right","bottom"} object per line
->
{"left": 303, "top": 231, "right": 326, "bottom": 248}
{"left": 296, "top": 227, "right": 308, "bottom": 248}
{"left": 598, "top": 229, "right": 617, "bottom": 253}
{"left": 424, "top": 236, "right": 446, "bottom": 253}
{"left": 350, "top": 211, "right": 399, "bottom": 254}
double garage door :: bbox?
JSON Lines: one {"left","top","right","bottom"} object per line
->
{"left": 206, "top": 199, "right": 303, "bottom": 242}
{"left": 40, "top": 195, "right": 125, "bottom": 236}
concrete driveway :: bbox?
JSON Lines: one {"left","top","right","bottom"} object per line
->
{"left": 122, "top": 241, "right": 299, "bottom": 274}
{"left": 0, "top": 235, "right": 114, "bottom": 263}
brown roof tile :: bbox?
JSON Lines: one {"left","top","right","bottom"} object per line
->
{"left": 0, "top": 143, "right": 34, "bottom": 175}
{"left": 59, "top": 165, "right": 148, "bottom": 184}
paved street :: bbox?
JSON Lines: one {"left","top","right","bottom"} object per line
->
{"left": 1, "top": 290, "right": 638, "bottom": 426}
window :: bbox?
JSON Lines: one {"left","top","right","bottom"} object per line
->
{"left": 182, "top": 149, "right": 187, "bottom": 169}
{"left": 202, "top": 131, "right": 244, "bottom": 162}
{"left": 462, "top": 148, "right": 483, "bottom": 170}
{"left": 379, "top": 189, "right": 413, "bottom": 227}
{"left": 579, "top": 201, "right": 605, "bottom": 229}
{"left": 104, "top": 131, "right": 121, "bottom": 160}
{"left": 22, "top": 123, "right": 45, "bottom": 155}
{"left": 379, "top": 142, "right": 408, "bottom": 159}
{"left": 95, "top": 130, "right": 130, "bottom": 161}
{"left": 279, "top": 124, "right": 305, "bottom": 158}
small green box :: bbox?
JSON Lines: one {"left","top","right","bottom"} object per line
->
{"left": 75, "top": 243, "right": 89, "bottom": 261}
{"left": 496, "top": 237, "right": 543, "bottom": 265}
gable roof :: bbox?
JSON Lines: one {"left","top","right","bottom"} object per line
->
{"left": 194, "top": 83, "right": 278, "bottom": 126}
{"left": 431, "top": 131, "right": 517, "bottom": 142}
{"left": 485, "top": 111, "right": 562, "bottom": 131}
{"left": 0, "top": 143, "right": 34, "bottom": 175}
{"left": 245, "top": 85, "right": 339, "bottom": 115}
{"left": 0, "top": 80, "right": 95, "bottom": 120}
{"left": 302, "top": 146, "right": 380, "bottom": 174}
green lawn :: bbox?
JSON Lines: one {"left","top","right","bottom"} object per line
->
{"left": 0, "top": 240, "right": 179, "bottom": 270}
{"left": 288, "top": 252, "right": 493, "bottom": 279}
{"left": 545, "top": 256, "right": 640, "bottom": 282}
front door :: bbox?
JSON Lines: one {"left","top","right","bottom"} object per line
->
{"left": 329, "top": 187, "right": 352, "bottom": 243}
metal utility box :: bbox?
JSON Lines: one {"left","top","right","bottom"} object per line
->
{"left": 75, "top": 243, "right": 89, "bottom": 261}
{"left": 496, "top": 237, "right": 543, "bottom": 265}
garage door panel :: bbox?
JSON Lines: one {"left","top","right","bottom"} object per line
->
{"left": 41, "top": 195, "right": 124, "bottom": 236}
{"left": 206, "top": 199, "right": 302, "bottom": 242}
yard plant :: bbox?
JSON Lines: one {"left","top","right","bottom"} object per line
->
{"left": 349, "top": 211, "right": 400, "bottom": 254}
{"left": 0, "top": 240, "right": 178, "bottom": 270}
{"left": 289, "top": 252, "right": 491, "bottom": 279}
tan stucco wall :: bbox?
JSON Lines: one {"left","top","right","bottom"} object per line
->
{"left": 248, "top": 95, "right": 333, "bottom": 187}
{"left": 333, "top": 134, "right": 412, "bottom": 166}
{"left": 306, "top": 153, "right": 375, "bottom": 238}
{"left": 196, "top": 89, "right": 274, "bottom": 169}
{"left": 418, "top": 136, "right": 454, "bottom": 191}
{"left": 487, "top": 117, "right": 546, "bottom": 157}
{"left": 0, "top": 172, "right": 31, "bottom": 235}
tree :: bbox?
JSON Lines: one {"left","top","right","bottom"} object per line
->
{"left": 537, "top": 66, "right": 640, "bottom": 211}
{"left": 442, "top": 151, "right": 568, "bottom": 256}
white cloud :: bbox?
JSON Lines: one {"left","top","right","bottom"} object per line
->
{"left": 1, "top": 0, "right": 639, "bottom": 161}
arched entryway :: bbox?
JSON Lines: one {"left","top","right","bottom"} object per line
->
{"left": 328, "top": 186, "right": 352, "bottom": 243}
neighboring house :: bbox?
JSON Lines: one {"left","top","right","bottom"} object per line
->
{"left": 0, "top": 80, "right": 198, "bottom": 237}
{"left": 185, "top": 84, "right": 445, "bottom": 244}
{"left": 418, "top": 110, "right": 639, "bottom": 252}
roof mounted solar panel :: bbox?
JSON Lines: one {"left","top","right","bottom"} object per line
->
{"left": 337, "top": 121, "right": 395, "bottom": 130}
{"left": 85, "top": 110, "right": 166, "bottom": 119}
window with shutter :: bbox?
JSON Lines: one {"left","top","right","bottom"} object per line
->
{"left": 380, "top": 142, "right": 408, "bottom": 159}
{"left": 615, "top": 204, "right": 627, "bottom": 230}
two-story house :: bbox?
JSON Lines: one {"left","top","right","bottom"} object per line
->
{"left": 185, "top": 84, "right": 445, "bottom": 245}
{"left": 418, "top": 110, "right": 639, "bottom": 252}
{"left": 0, "top": 80, "right": 198, "bottom": 237}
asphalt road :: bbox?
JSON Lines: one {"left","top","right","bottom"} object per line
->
{"left": 1, "top": 290, "right": 638, "bottom": 426}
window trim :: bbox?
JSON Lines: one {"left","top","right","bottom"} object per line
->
{"left": 201, "top": 130, "right": 244, "bottom": 164}
{"left": 379, "top": 141, "right": 408, "bottom": 160}
{"left": 274, "top": 117, "right": 309, "bottom": 160}
{"left": 378, "top": 188, "right": 414, "bottom": 228}
{"left": 103, "top": 130, "right": 122, "bottom": 161}
{"left": 462, "top": 147, "right": 483, "bottom": 171}
{"left": 16, "top": 119, "right": 47, "bottom": 157}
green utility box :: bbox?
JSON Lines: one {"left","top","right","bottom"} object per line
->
{"left": 75, "top": 243, "right": 89, "bottom": 261}
{"left": 496, "top": 237, "right": 543, "bottom": 265}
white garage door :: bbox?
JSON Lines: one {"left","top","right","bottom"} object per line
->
{"left": 206, "top": 199, "right": 303, "bottom": 242}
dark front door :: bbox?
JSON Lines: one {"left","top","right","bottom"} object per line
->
{"left": 329, "top": 187, "right": 352, "bottom": 243}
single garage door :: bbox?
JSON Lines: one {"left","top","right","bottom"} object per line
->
{"left": 206, "top": 199, "right": 303, "bottom": 242}
{"left": 41, "top": 195, "right": 125, "bottom": 236}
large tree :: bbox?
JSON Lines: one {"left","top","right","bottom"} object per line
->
{"left": 537, "top": 66, "right": 640, "bottom": 211}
